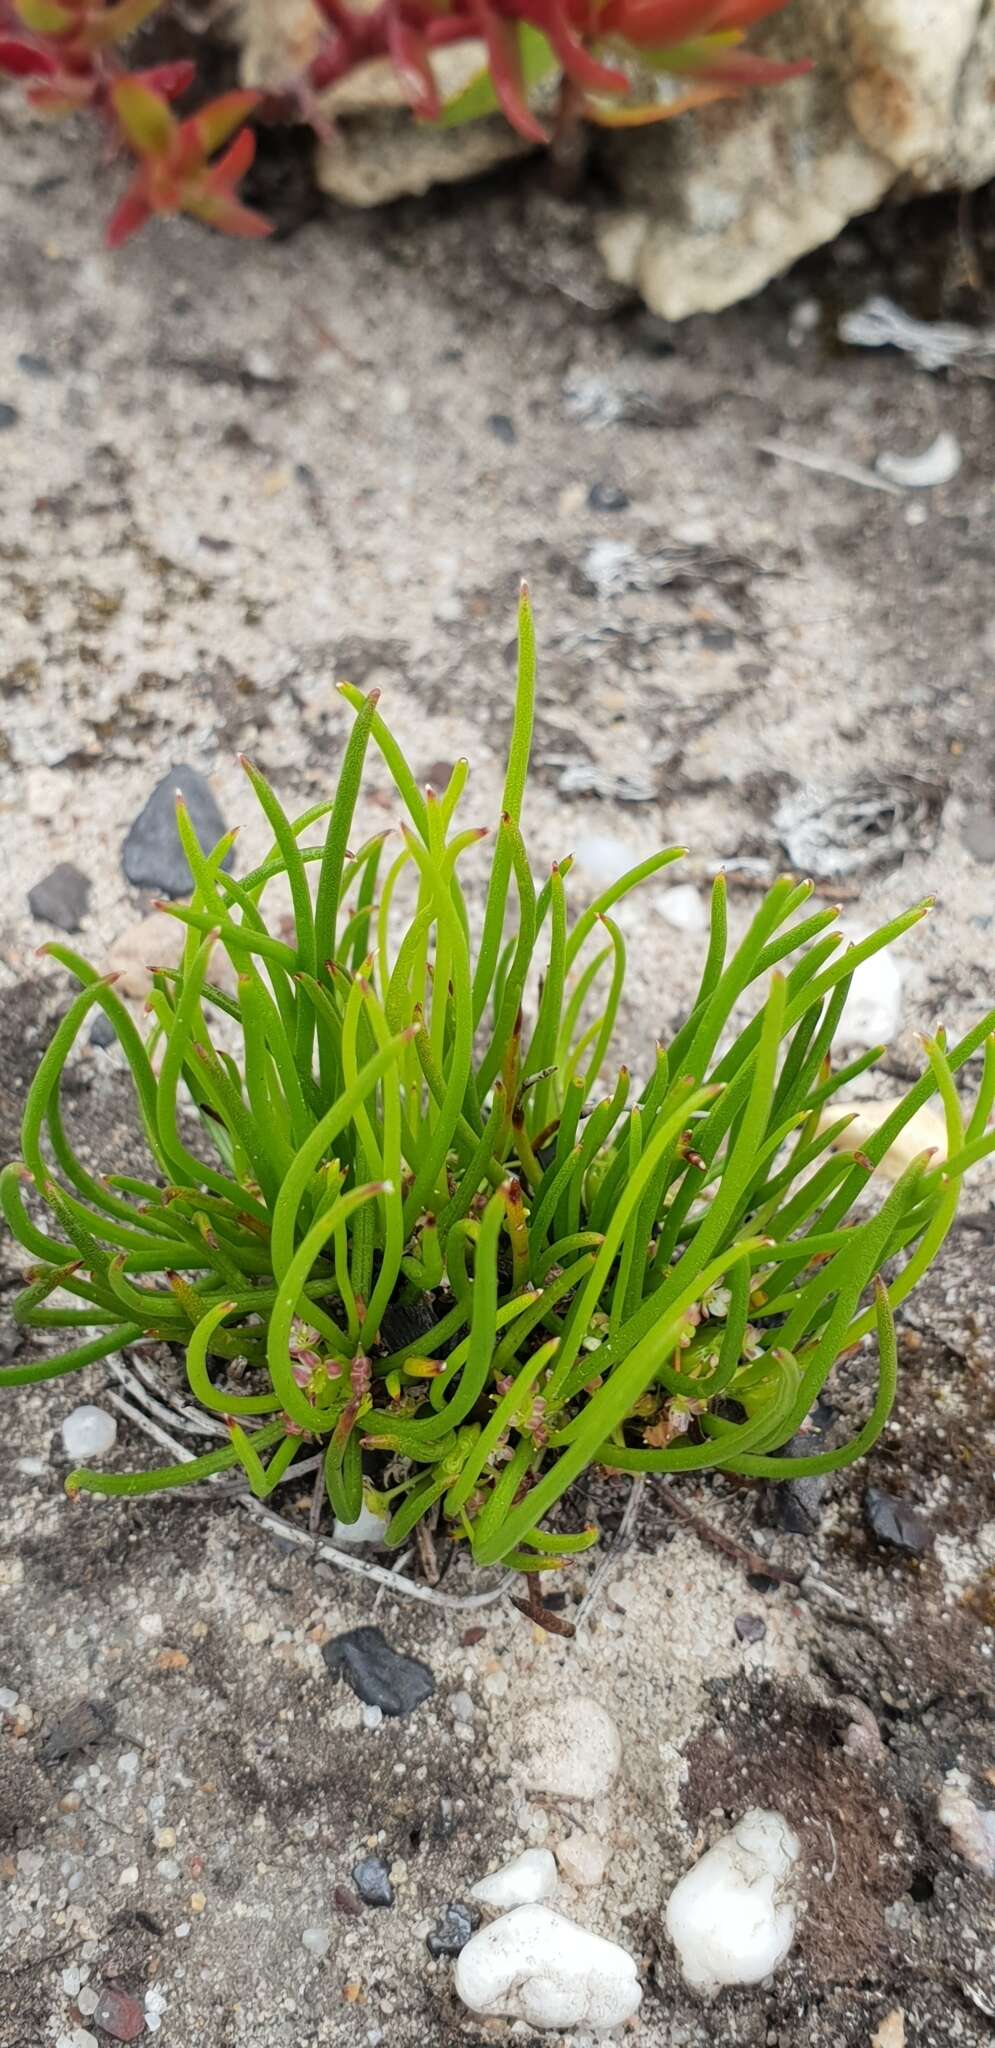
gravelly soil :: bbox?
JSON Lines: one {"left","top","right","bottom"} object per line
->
{"left": 1, "top": 101, "right": 993, "bottom": 2048}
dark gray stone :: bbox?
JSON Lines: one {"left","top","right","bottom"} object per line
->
{"left": 863, "top": 1488, "right": 931, "bottom": 1555}
{"left": 121, "top": 764, "right": 232, "bottom": 898}
{"left": 777, "top": 1398, "right": 833, "bottom": 1535}
{"left": 89, "top": 1011, "right": 117, "bottom": 1049}
{"left": 735, "top": 1613, "right": 766, "bottom": 1644}
{"left": 426, "top": 1901, "right": 480, "bottom": 1957}
{"left": 486, "top": 413, "right": 516, "bottom": 446}
{"left": 588, "top": 481, "right": 629, "bottom": 513}
{"left": 27, "top": 862, "right": 91, "bottom": 933}
{"left": 0, "top": 403, "right": 18, "bottom": 430}
{"left": 351, "top": 1855, "right": 394, "bottom": 1908}
{"left": 39, "top": 1697, "right": 116, "bottom": 1764}
{"left": 322, "top": 1626, "right": 435, "bottom": 1718}
{"left": 17, "top": 353, "right": 54, "bottom": 379}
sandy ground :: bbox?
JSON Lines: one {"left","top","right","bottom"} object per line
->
{"left": 1, "top": 101, "right": 994, "bottom": 2048}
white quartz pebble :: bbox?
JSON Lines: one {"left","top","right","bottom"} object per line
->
{"left": 332, "top": 1500, "right": 388, "bottom": 1545}
{"left": 61, "top": 1406, "right": 117, "bottom": 1460}
{"left": 834, "top": 949, "right": 902, "bottom": 1050}
{"left": 556, "top": 1831, "right": 607, "bottom": 1889}
{"left": 665, "top": 1809, "right": 800, "bottom": 1997}
{"left": 454, "top": 1904, "right": 641, "bottom": 2032}
{"left": 470, "top": 1848, "right": 558, "bottom": 1910}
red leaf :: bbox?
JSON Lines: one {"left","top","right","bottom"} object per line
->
{"left": 467, "top": 0, "right": 548, "bottom": 143}
{"left": 695, "top": 48, "right": 811, "bottom": 82}
{"left": 533, "top": 0, "right": 629, "bottom": 93}
{"left": 206, "top": 125, "right": 256, "bottom": 192}
{"left": 386, "top": 12, "right": 441, "bottom": 120}
{"left": 712, "top": 0, "right": 793, "bottom": 24}
{"left": 105, "top": 179, "right": 153, "bottom": 247}
{"left": 184, "top": 192, "right": 273, "bottom": 237}
{"left": 186, "top": 87, "right": 260, "bottom": 158}
{"left": 0, "top": 33, "right": 57, "bottom": 73}
{"left": 134, "top": 58, "right": 196, "bottom": 101}
{"left": 598, "top": 0, "right": 726, "bottom": 37}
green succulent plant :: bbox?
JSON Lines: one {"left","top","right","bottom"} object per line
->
{"left": 5, "top": 588, "right": 995, "bottom": 1575}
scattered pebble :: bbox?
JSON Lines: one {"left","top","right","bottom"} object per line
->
{"left": 107, "top": 911, "right": 187, "bottom": 1000}
{"left": 937, "top": 1770, "right": 995, "bottom": 1876}
{"left": 40, "top": 1697, "right": 116, "bottom": 1764}
{"left": 352, "top": 1855, "right": 394, "bottom": 1908}
{"left": 555, "top": 1831, "right": 607, "bottom": 1889}
{"left": 189, "top": 1891, "right": 206, "bottom": 1913}
{"left": 449, "top": 1690, "right": 474, "bottom": 1724}
{"left": 818, "top": 1101, "right": 948, "bottom": 1184}
{"left": 118, "top": 1865, "right": 139, "bottom": 1887}
{"left": 302, "top": 1926, "right": 331, "bottom": 1957}
{"left": 323, "top": 1626, "right": 435, "bottom": 1718}
{"left": 520, "top": 1695, "right": 621, "bottom": 1801}
{"left": 835, "top": 948, "right": 903, "bottom": 1050}
{"left": 863, "top": 1488, "right": 931, "bottom": 1556}
{"left": 427, "top": 1901, "right": 480, "bottom": 1958}
{"left": 27, "top": 862, "right": 91, "bottom": 933}
{"left": 121, "top": 765, "right": 232, "bottom": 898}
{"left": 91, "top": 1985, "right": 146, "bottom": 2040}
{"left": 332, "top": 1501, "right": 388, "bottom": 1546}
{"left": 61, "top": 1406, "right": 117, "bottom": 1461}
{"left": 334, "top": 1884, "right": 364, "bottom": 1917}
{"left": 470, "top": 1848, "right": 558, "bottom": 1910}
{"left": 0, "top": 402, "right": 19, "bottom": 430}
{"left": 587, "top": 481, "right": 629, "bottom": 512}
{"left": 361, "top": 1704, "right": 383, "bottom": 1731}
{"left": 656, "top": 883, "right": 707, "bottom": 933}
{"left": 455, "top": 1904, "right": 641, "bottom": 2029}
{"left": 572, "top": 834, "right": 637, "bottom": 889}
{"left": 90, "top": 1011, "right": 116, "bottom": 1049}
{"left": 871, "top": 2009, "right": 906, "bottom": 2048}
{"left": 17, "top": 352, "right": 54, "bottom": 377}
{"left": 734, "top": 1614, "right": 766, "bottom": 1644}
{"left": 486, "top": 413, "right": 516, "bottom": 445}
{"left": 665, "top": 1809, "right": 800, "bottom": 1997}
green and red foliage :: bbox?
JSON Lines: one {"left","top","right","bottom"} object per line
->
{"left": 0, "top": 0, "right": 808, "bottom": 245}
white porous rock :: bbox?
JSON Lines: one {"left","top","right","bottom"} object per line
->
{"left": 657, "top": 884, "right": 708, "bottom": 934}
{"left": 454, "top": 1904, "right": 642, "bottom": 2031}
{"left": 556, "top": 1830, "right": 608, "bottom": 1889}
{"left": 665, "top": 1809, "right": 801, "bottom": 1997}
{"left": 520, "top": 1696, "right": 621, "bottom": 1802}
{"left": 61, "top": 1406, "right": 117, "bottom": 1461}
{"left": 470, "top": 1848, "right": 558, "bottom": 1911}
{"left": 937, "top": 1769, "right": 995, "bottom": 1876}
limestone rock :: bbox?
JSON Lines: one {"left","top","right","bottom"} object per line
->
{"left": 239, "top": 2, "right": 528, "bottom": 206}
{"left": 596, "top": 1, "right": 995, "bottom": 320}
{"left": 454, "top": 1903, "right": 641, "bottom": 2030}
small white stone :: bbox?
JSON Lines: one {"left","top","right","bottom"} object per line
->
{"left": 175, "top": 1922, "right": 191, "bottom": 1938}
{"left": 665, "top": 1809, "right": 800, "bottom": 1997}
{"left": 573, "top": 834, "right": 637, "bottom": 889}
{"left": 62, "top": 1965, "right": 82, "bottom": 1996}
{"left": 77, "top": 1989, "right": 98, "bottom": 2017}
{"left": 520, "top": 1696, "right": 621, "bottom": 1802}
{"left": 332, "top": 1500, "right": 389, "bottom": 1546}
{"left": 302, "top": 1926, "right": 331, "bottom": 1956}
{"left": 118, "top": 1864, "right": 139, "bottom": 1887}
{"left": 484, "top": 1668, "right": 509, "bottom": 1699}
{"left": 937, "top": 1770, "right": 995, "bottom": 1876}
{"left": 657, "top": 884, "right": 708, "bottom": 934}
{"left": 834, "top": 948, "right": 903, "bottom": 1050}
{"left": 61, "top": 1406, "right": 117, "bottom": 1461}
{"left": 117, "top": 1749, "right": 140, "bottom": 1780}
{"left": 556, "top": 1831, "right": 607, "bottom": 1889}
{"left": 450, "top": 1691, "right": 475, "bottom": 1725}
{"left": 470, "top": 1849, "right": 558, "bottom": 1911}
{"left": 0, "top": 1687, "right": 19, "bottom": 1712}
{"left": 138, "top": 1613, "right": 162, "bottom": 1638}
{"left": 362, "top": 1704, "right": 383, "bottom": 1731}
{"left": 454, "top": 1904, "right": 641, "bottom": 2031}
{"left": 606, "top": 1578, "right": 638, "bottom": 1614}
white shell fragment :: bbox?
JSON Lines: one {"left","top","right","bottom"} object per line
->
{"left": 61, "top": 1405, "right": 117, "bottom": 1461}
{"left": 876, "top": 432, "right": 962, "bottom": 489}
{"left": 818, "top": 1101, "right": 949, "bottom": 1184}
{"left": 520, "top": 1695, "right": 622, "bottom": 1801}
{"left": 665, "top": 1809, "right": 800, "bottom": 1997}
{"left": 470, "top": 1848, "right": 558, "bottom": 1911}
{"left": 454, "top": 1904, "right": 642, "bottom": 2031}
{"left": 834, "top": 949, "right": 903, "bottom": 1050}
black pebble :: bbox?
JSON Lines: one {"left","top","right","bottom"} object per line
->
{"left": 17, "top": 354, "right": 54, "bottom": 379}
{"left": 863, "top": 1488, "right": 931, "bottom": 1555}
{"left": 0, "top": 403, "right": 18, "bottom": 430}
{"left": 427, "top": 1902, "right": 480, "bottom": 1957}
{"left": 121, "top": 765, "right": 232, "bottom": 898}
{"left": 351, "top": 1855, "right": 394, "bottom": 1908}
{"left": 322, "top": 1626, "right": 435, "bottom": 1718}
{"left": 89, "top": 1012, "right": 116, "bottom": 1049}
{"left": 777, "top": 1398, "right": 834, "bottom": 1535}
{"left": 486, "top": 413, "right": 516, "bottom": 446}
{"left": 27, "top": 862, "right": 91, "bottom": 933}
{"left": 588, "top": 481, "right": 629, "bottom": 513}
